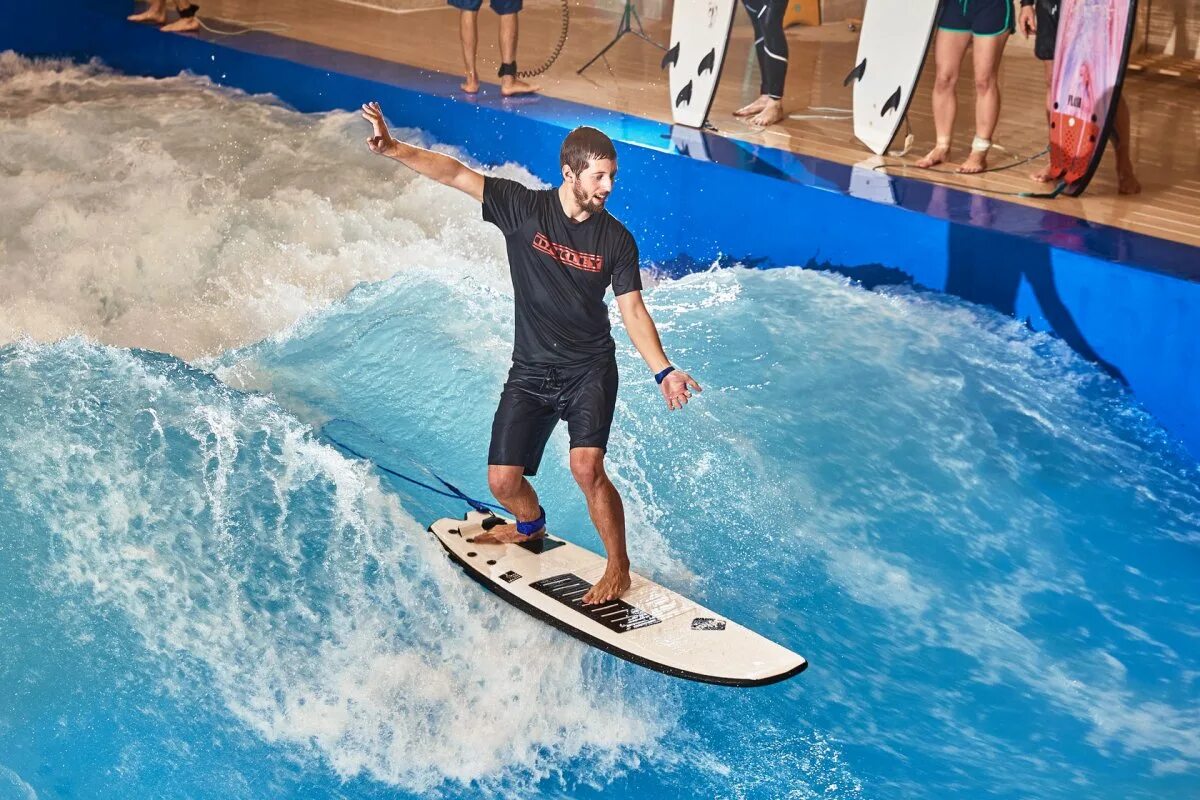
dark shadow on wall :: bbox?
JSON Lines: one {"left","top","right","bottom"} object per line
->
{"left": 799, "top": 187, "right": 1127, "bottom": 385}
{"left": 939, "top": 190, "right": 1127, "bottom": 384}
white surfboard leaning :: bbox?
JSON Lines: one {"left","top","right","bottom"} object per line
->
{"left": 847, "top": 0, "right": 941, "bottom": 154}
{"left": 663, "top": 0, "right": 738, "bottom": 128}
{"left": 429, "top": 511, "right": 808, "bottom": 686}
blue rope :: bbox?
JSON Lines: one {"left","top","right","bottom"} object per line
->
{"left": 322, "top": 429, "right": 499, "bottom": 515}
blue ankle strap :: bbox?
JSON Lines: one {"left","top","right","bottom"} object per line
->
{"left": 516, "top": 506, "right": 545, "bottom": 537}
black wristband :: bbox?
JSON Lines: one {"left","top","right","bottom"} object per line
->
{"left": 498, "top": 62, "right": 517, "bottom": 78}
{"left": 654, "top": 365, "right": 676, "bottom": 385}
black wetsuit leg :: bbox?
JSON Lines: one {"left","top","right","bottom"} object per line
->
{"left": 741, "top": 0, "right": 789, "bottom": 99}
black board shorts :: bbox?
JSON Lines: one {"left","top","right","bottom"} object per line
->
{"left": 1034, "top": 0, "right": 1060, "bottom": 61}
{"left": 488, "top": 357, "right": 619, "bottom": 476}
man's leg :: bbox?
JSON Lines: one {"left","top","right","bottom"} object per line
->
{"left": 570, "top": 447, "right": 631, "bottom": 605}
{"left": 957, "top": 30, "right": 1009, "bottom": 174}
{"left": 128, "top": 0, "right": 167, "bottom": 23}
{"left": 1112, "top": 95, "right": 1141, "bottom": 194}
{"left": 473, "top": 464, "right": 545, "bottom": 543}
{"left": 917, "top": 29, "right": 971, "bottom": 168}
{"left": 497, "top": 9, "right": 539, "bottom": 96}
{"left": 458, "top": 10, "right": 480, "bottom": 93}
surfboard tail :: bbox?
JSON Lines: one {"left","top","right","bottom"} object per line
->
{"left": 1049, "top": 111, "right": 1100, "bottom": 185}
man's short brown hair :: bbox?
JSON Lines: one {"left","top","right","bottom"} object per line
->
{"left": 560, "top": 126, "right": 617, "bottom": 176}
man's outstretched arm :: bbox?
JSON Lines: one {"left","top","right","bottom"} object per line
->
{"left": 361, "top": 101, "right": 484, "bottom": 202}
{"left": 615, "top": 290, "right": 702, "bottom": 411}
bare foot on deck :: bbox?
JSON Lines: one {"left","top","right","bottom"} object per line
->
{"left": 128, "top": 8, "right": 167, "bottom": 23}
{"left": 162, "top": 15, "right": 200, "bottom": 32}
{"left": 734, "top": 94, "right": 770, "bottom": 117}
{"left": 1117, "top": 168, "right": 1142, "bottom": 195}
{"left": 1030, "top": 162, "right": 1057, "bottom": 183}
{"left": 916, "top": 143, "right": 950, "bottom": 169}
{"left": 582, "top": 564, "right": 632, "bottom": 605}
{"left": 460, "top": 74, "right": 479, "bottom": 94}
{"left": 747, "top": 99, "right": 785, "bottom": 128}
{"left": 470, "top": 522, "right": 545, "bottom": 545}
{"left": 957, "top": 149, "right": 989, "bottom": 174}
{"left": 500, "top": 77, "right": 539, "bottom": 97}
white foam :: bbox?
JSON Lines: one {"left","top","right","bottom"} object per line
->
{"left": 2, "top": 339, "right": 679, "bottom": 793}
{"left": 0, "top": 54, "right": 534, "bottom": 361}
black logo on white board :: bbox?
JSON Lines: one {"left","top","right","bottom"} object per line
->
{"left": 499, "top": 571, "right": 522, "bottom": 583}
{"left": 691, "top": 617, "right": 726, "bottom": 631}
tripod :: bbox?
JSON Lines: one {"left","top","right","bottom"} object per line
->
{"left": 577, "top": 0, "right": 665, "bottom": 75}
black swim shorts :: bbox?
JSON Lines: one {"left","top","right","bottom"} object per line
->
{"left": 488, "top": 357, "right": 619, "bottom": 476}
{"left": 1034, "top": 0, "right": 1060, "bottom": 61}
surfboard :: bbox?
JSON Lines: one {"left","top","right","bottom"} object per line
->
{"left": 1048, "top": 0, "right": 1139, "bottom": 196}
{"left": 428, "top": 511, "right": 808, "bottom": 686}
{"left": 847, "top": 0, "right": 941, "bottom": 155}
{"left": 663, "top": 0, "right": 738, "bottom": 129}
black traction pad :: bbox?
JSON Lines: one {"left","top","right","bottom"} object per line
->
{"left": 529, "top": 574, "right": 661, "bottom": 634}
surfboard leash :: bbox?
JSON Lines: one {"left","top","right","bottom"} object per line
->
{"left": 519, "top": 0, "right": 569, "bottom": 79}
{"left": 322, "top": 426, "right": 499, "bottom": 515}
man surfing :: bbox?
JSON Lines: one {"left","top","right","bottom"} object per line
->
{"left": 361, "top": 102, "right": 701, "bottom": 605}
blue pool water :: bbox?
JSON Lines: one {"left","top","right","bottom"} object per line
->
{"left": 2, "top": 55, "right": 1199, "bottom": 800}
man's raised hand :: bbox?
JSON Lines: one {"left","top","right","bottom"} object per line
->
{"left": 361, "top": 101, "right": 395, "bottom": 156}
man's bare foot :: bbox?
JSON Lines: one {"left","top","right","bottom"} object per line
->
{"left": 460, "top": 75, "right": 479, "bottom": 94}
{"left": 748, "top": 99, "right": 785, "bottom": 128}
{"left": 734, "top": 94, "right": 770, "bottom": 117}
{"left": 1117, "top": 168, "right": 1142, "bottom": 195}
{"left": 470, "top": 522, "right": 545, "bottom": 545}
{"left": 1030, "top": 163, "right": 1057, "bottom": 183}
{"left": 957, "top": 149, "right": 989, "bottom": 174}
{"left": 582, "top": 563, "right": 632, "bottom": 605}
{"left": 500, "top": 77, "right": 539, "bottom": 97}
{"left": 128, "top": 9, "right": 167, "bottom": 23}
{"left": 916, "top": 143, "right": 950, "bottom": 169}
{"left": 162, "top": 15, "right": 200, "bottom": 32}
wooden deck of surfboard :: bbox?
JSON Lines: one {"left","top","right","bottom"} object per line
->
{"left": 183, "top": 0, "right": 1199, "bottom": 247}
{"left": 428, "top": 511, "right": 808, "bottom": 686}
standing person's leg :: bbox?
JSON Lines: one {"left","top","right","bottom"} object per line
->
{"left": 958, "top": 29, "right": 1009, "bottom": 173}
{"left": 495, "top": 0, "right": 539, "bottom": 96}
{"left": 917, "top": 29, "right": 972, "bottom": 168}
{"left": 1112, "top": 95, "right": 1141, "bottom": 194}
{"left": 447, "top": 0, "right": 483, "bottom": 93}
{"left": 459, "top": 10, "right": 480, "bottom": 93}
{"left": 128, "top": 0, "right": 167, "bottom": 24}
{"left": 1031, "top": 60, "right": 1058, "bottom": 180}
{"left": 571, "top": 448, "right": 631, "bottom": 605}
{"left": 735, "top": 0, "right": 772, "bottom": 118}
{"left": 747, "top": 0, "right": 788, "bottom": 127}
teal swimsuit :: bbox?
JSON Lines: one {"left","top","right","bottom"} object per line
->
{"left": 938, "top": 0, "right": 1015, "bottom": 36}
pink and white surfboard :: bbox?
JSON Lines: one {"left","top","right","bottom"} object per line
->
{"left": 1048, "top": 0, "right": 1139, "bottom": 196}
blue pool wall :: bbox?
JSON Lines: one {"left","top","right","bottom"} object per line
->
{"left": 5, "top": 0, "right": 1199, "bottom": 462}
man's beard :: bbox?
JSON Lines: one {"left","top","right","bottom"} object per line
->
{"left": 573, "top": 181, "right": 606, "bottom": 214}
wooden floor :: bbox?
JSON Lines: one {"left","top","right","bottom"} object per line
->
{"left": 193, "top": 0, "right": 1200, "bottom": 248}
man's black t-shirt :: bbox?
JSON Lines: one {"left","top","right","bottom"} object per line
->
{"left": 482, "top": 176, "right": 642, "bottom": 367}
